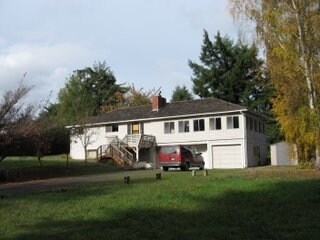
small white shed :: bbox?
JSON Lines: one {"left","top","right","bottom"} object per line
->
{"left": 270, "top": 141, "right": 298, "bottom": 166}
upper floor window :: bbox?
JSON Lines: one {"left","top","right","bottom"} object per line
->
{"left": 193, "top": 119, "right": 205, "bottom": 132}
{"left": 249, "top": 117, "right": 254, "bottom": 131}
{"left": 178, "top": 120, "right": 189, "bottom": 133}
{"left": 227, "top": 116, "right": 239, "bottom": 129}
{"left": 209, "top": 117, "right": 221, "bottom": 130}
{"left": 259, "top": 121, "right": 262, "bottom": 133}
{"left": 106, "top": 124, "right": 118, "bottom": 133}
{"left": 164, "top": 122, "right": 175, "bottom": 134}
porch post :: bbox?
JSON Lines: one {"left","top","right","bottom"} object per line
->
{"left": 136, "top": 146, "right": 139, "bottom": 162}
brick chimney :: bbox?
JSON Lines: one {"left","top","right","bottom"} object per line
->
{"left": 152, "top": 95, "right": 166, "bottom": 111}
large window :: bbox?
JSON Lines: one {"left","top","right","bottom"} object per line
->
{"left": 194, "top": 119, "right": 205, "bottom": 131}
{"left": 164, "top": 122, "right": 175, "bottom": 134}
{"left": 227, "top": 116, "right": 239, "bottom": 129}
{"left": 106, "top": 124, "right": 118, "bottom": 132}
{"left": 209, "top": 117, "right": 221, "bottom": 130}
{"left": 178, "top": 120, "right": 190, "bottom": 133}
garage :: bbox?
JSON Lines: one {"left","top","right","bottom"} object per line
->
{"left": 212, "top": 145, "right": 243, "bottom": 168}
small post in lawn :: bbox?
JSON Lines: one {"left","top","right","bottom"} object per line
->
{"left": 192, "top": 170, "right": 196, "bottom": 176}
{"left": 156, "top": 172, "right": 161, "bottom": 180}
{"left": 124, "top": 176, "right": 130, "bottom": 184}
{"left": 204, "top": 170, "right": 208, "bottom": 176}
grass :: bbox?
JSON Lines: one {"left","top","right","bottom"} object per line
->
{"left": 1, "top": 166, "right": 320, "bottom": 239}
{"left": 0, "top": 155, "right": 122, "bottom": 182}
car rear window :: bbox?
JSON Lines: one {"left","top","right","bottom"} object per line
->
{"left": 160, "top": 146, "right": 178, "bottom": 154}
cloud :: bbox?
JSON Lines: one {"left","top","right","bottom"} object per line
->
{"left": 0, "top": 42, "right": 94, "bottom": 104}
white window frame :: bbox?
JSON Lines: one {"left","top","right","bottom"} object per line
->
{"left": 227, "top": 116, "right": 240, "bottom": 129}
{"left": 209, "top": 117, "right": 222, "bottom": 130}
{"left": 106, "top": 124, "right": 118, "bottom": 133}
{"left": 193, "top": 119, "right": 205, "bottom": 132}
{"left": 178, "top": 120, "right": 190, "bottom": 133}
{"left": 164, "top": 122, "right": 175, "bottom": 134}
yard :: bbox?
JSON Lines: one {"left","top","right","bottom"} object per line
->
{"left": 1, "top": 160, "right": 320, "bottom": 240}
{"left": 0, "top": 155, "right": 122, "bottom": 182}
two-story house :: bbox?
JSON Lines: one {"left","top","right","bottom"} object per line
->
{"left": 69, "top": 95, "right": 268, "bottom": 169}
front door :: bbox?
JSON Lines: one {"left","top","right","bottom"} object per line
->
{"left": 128, "top": 123, "right": 144, "bottom": 134}
{"left": 132, "top": 123, "right": 140, "bottom": 134}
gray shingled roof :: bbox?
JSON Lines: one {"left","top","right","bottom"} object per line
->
{"left": 89, "top": 97, "right": 247, "bottom": 124}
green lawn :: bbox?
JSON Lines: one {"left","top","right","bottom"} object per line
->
{"left": 0, "top": 155, "right": 122, "bottom": 182}
{"left": 1, "top": 167, "right": 320, "bottom": 240}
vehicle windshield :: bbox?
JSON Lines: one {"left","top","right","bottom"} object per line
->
{"left": 160, "top": 146, "right": 178, "bottom": 154}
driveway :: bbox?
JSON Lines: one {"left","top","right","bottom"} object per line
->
{"left": 0, "top": 169, "right": 160, "bottom": 196}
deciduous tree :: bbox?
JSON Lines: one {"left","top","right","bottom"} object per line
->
{"left": 101, "top": 84, "right": 160, "bottom": 112}
{"left": 0, "top": 79, "right": 34, "bottom": 161}
{"left": 229, "top": 0, "right": 320, "bottom": 165}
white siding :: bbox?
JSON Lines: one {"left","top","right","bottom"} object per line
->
{"left": 245, "top": 115, "right": 268, "bottom": 167}
{"left": 271, "top": 141, "right": 298, "bottom": 165}
{"left": 145, "top": 115, "right": 244, "bottom": 146}
{"left": 70, "top": 124, "right": 128, "bottom": 160}
{"left": 69, "top": 113, "right": 269, "bottom": 169}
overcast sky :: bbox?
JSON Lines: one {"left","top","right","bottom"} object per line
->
{"left": 0, "top": 0, "right": 238, "bottom": 104}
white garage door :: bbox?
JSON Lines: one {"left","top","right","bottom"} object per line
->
{"left": 212, "top": 145, "right": 243, "bottom": 168}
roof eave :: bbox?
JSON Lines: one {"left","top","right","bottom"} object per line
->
{"left": 73, "top": 108, "right": 248, "bottom": 128}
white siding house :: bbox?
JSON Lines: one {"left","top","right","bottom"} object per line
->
{"left": 69, "top": 96, "right": 268, "bottom": 169}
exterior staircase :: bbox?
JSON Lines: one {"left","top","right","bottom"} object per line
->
{"left": 96, "top": 134, "right": 155, "bottom": 168}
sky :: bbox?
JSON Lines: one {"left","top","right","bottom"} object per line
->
{"left": 0, "top": 0, "right": 238, "bottom": 105}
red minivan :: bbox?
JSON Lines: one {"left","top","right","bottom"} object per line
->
{"left": 158, "top": 145, "right": 205, "bottom": 171}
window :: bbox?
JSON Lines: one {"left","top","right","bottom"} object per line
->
{"left": 259, "top": 121, "right": 262, "bottom": 133}
{"left": 254, "top": 119, "right": 258, "bottom": 132}
{"left": 209, "top": 117, "right": 221, "bottom": 130}
{"left": 178, "top": 120, "right": 189, "bottom": 133}
{"left": 250, "top": 117, "right": 253, "bottom": 131}
{"left": 227, "top": 116, "right": 239, "bottom": 129}
{"left": 106, "top": 124, "right": 118, "bottom": 133}
{"left": 193, "top": 119, "right": 205, "bottom": 131}
{"left": 253, "top": 146, "right": 261, "bottom": 165}
{"left": 160, "top": 146, "right": 177, "bottom": 154}
{"left": 164, "top": 122, "right": 175, "bottom": 134}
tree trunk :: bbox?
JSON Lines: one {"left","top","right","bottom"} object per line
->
{"left": 84, "top": 147, "right": 87, "bottom": 163}
{"left": 37, "top": 150, "right": 43, "bottom": 167}
{"left": 292, "top": 0, "right": 319, "bottom": 167}
{"left": 66, "top": 153, "right": 69, "bottom": 168}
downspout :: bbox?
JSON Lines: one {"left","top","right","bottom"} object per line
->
{"left": 241, "top": 111, "right": 248, "bottom": 168}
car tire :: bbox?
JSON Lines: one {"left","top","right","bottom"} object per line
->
{"left": 199, "top": 162, "right": 204, "bottom": 170}
{"left": 162, "top": 166, "right": 169, "bottom": 171}
{"left": 184, "top": 162, "right": 190, "bottom": 171}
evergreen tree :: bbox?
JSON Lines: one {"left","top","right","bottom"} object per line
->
{"left": 57, "top": 62, "right": 126, "bottom": 124}
{"left": 189, "top": 30, "right": 271, "bottom": 112}
{"left": 171, "top": 85, "right": 194, "bottom": 102}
